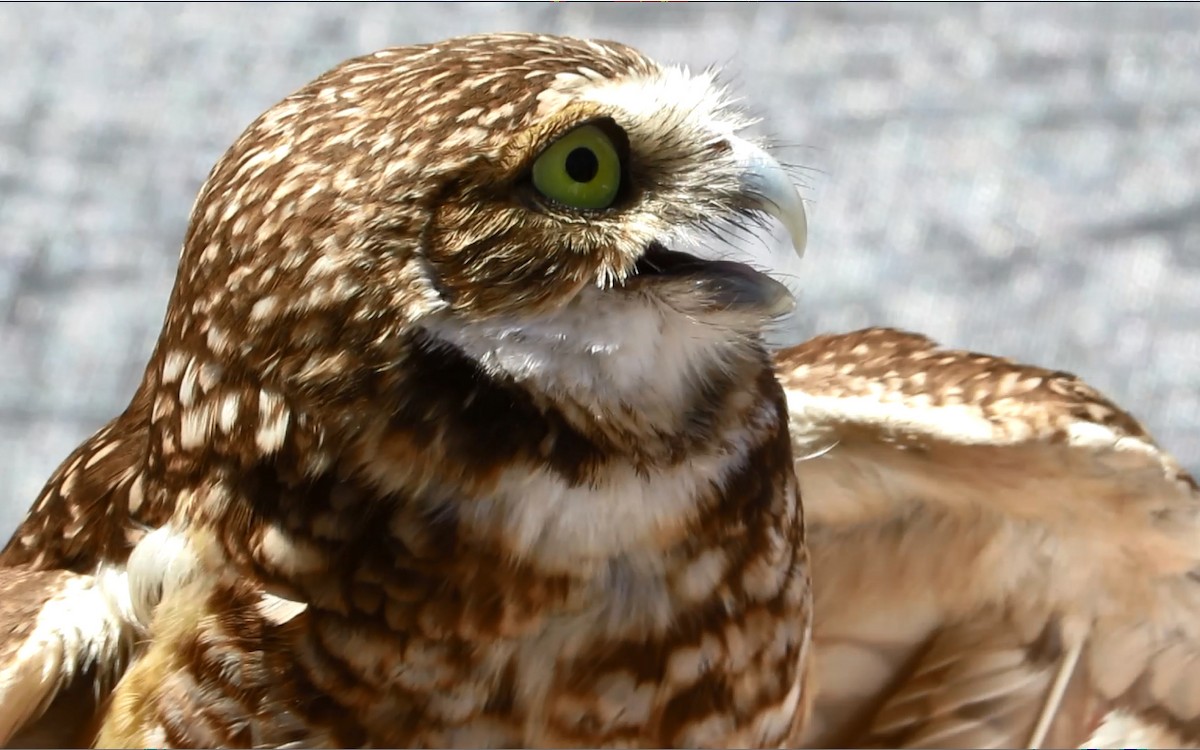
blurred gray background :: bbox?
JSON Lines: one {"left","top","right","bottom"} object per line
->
{"left": 2, "top": 3, "right": 1199, "bottom": 538}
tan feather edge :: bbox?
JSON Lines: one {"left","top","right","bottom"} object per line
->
{"left": 775, "top": 327, "right": 1200, "bottom": 749}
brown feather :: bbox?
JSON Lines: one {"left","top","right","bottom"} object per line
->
{"left": 777, "top": 327, "right": 1200, "bottom": 749}
{"left": 3, "top": 33, "right": 810, "bottom": 748}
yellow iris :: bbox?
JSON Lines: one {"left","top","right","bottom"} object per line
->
{"left": 531, "top": 124, "right": 622, "bottom": 210}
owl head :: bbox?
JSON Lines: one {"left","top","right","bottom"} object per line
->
{"left": 154, "top": 33, "right": 807, "bottom": 445}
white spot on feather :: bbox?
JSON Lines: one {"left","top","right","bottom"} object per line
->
{"left": 127, "top": 474, "right": 145, "bottom": 514}
{"left": 258, "top": 525, "right": 326, "bottom": 575}
{"left": 250, "top": 296, "right": 279, "bottom": 323}
{"left": 179, "top": 403, "right": 215, "bottom": 451}
{"left": 675, "top": 548, "right": 729, "bottom": 603}
{"left": 205, "top": 326, "right": 230, "bottom": 356}
{"left": 255, "top": 390, "right": 290, "bottom": 455}
{"left": 178, "top": 359, "right": 199, "bottom": 408}
{"left": 161, "top": 350, "right": 187, "bottom": 384}
{"left": 83, "top": 440, "right": 119, "bottom": 469}
{"left": 218, "top": 392, "right": 240, "bottom": 434}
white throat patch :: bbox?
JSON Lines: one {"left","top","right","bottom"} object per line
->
{"left": 424, "top": 286, "right": 752, "bottom": 421}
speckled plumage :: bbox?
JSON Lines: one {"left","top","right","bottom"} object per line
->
{"left": 779, "top": 328, "right": 1200, "bottom": 748}
{"left": 0, "top": 33, "right": 810, "bottom": 748}
{"left": 3, "top": 30, "right": 1200, "bottom": 750}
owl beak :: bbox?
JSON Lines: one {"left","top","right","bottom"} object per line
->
{"left": 729, "top": 137, "right": 808, "bottom": 258}
{"left": 622, "top": 138, "right": 806, "bottom": 320}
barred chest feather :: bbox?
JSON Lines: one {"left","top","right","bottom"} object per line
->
{"left": 96, "top": 315, "right": 810, "bottom": 748}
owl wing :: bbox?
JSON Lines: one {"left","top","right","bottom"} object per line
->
{"left": 776, "top": 327, "right": 1200, "bottom": 749}
{"left": 0, "top": 391, "right": 177, "bottom": 746}
{"left": 0, "top": 565, "right": 137, "bottom": 747}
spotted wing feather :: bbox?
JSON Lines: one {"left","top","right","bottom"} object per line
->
{"left": 0, "top": 383, "right": 171, "bottom": 746}
{"left": 0, "top": 565, "right": 140, "bottom": 748}
{"left": 775, "top": 327, "right": 1200, "bottom": 748}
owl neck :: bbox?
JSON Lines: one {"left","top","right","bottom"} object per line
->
{"left": 20, "top": 322, "right": 807, "bottom": 745}
{"left": 183, "top": 331, "right": 808, "bottom": 746}
{"left": 175, "top": 323, "right": 797, "bottom": 610}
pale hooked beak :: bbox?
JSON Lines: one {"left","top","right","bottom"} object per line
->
{"left": 621, "top": 135, "right": 807, "bottom": 320}
{"left": 728, "top": 137, "right": 808, "bottom": 258}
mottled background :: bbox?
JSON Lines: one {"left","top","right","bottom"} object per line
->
{"left": 2, "top": 3, "right": 1199, "bottom": 537}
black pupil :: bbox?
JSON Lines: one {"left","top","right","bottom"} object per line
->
{"left": 565, "top": 147, "right": 600, "bottom": 183}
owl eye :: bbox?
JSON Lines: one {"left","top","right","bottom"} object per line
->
{"left": 531, "top": 123, "right": 622, "bottom": 210}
